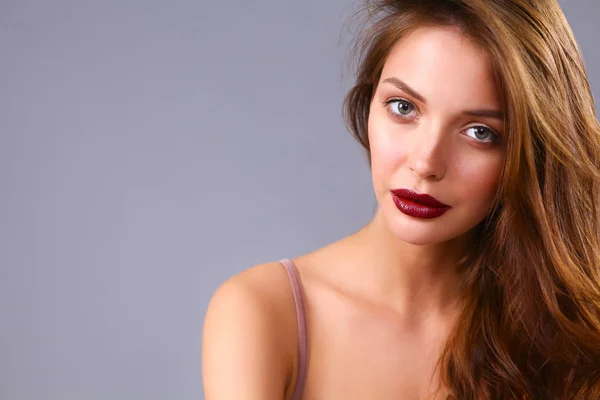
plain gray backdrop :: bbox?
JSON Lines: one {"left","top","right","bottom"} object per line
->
{"left": 1, "top": 1, "right": 598, "bottom": 399}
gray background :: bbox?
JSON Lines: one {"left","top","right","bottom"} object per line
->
{"left": 1, "top": 1, "right": 598, "bottom": 399}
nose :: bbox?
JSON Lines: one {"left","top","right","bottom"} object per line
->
{"left": 407, "top": 123, "right": 447, "bottom": 181}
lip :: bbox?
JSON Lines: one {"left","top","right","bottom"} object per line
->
{"left": 391, "top": 189, "right": 449, "bottom": 207}
{"left": 390, "top": 189, "right": 450, "bottom": 219}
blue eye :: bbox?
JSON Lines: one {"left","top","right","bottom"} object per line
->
{"left": 384, "top": 99, "right": 417, "bottom": 118}
{"left": 465, "top": 126, "right": 497, "bottom": 142}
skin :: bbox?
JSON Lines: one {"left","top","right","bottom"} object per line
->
{"left": 202, "top": 26, "right": 506, "bottom": 400}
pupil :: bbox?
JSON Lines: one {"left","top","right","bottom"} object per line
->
{"left": 399, "top": 102, "right": 411, "bottom": 114}
{"left": 475, "top": 127, "right": 488, "bottom": 139}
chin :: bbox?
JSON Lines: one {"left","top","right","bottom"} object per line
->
{"left": 388, "top": 222, "right": 451, "bottom": 246}
{"left": 381, "top": 203, "right": 477, "bottom": 246}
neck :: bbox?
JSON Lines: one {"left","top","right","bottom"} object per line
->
{"left": 348, "top": 208, "right": 471, "bottom": 320}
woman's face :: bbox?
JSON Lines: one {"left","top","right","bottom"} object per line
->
{"left": 368, "top": 26, "right": 505, "bottom": 245}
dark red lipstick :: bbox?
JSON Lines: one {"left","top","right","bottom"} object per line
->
{"left": 391, "top": 189, "right": 450, "bottom": 219}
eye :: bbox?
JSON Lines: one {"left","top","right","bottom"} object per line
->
{"left": 384, "top": 99, "right": 417, "bottom": 119}
{"left": 464, "top": 126, "right": 498, "bottom": 143}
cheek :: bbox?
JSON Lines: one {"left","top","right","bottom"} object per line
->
{"left": 368, "top": 114, "right": 408, "bottom": 190}
{"left": 455, "top": 154, "right": 503, "bottom": 205}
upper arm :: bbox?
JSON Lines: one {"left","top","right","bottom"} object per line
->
{"left": 202, "top": 271, "right": 291, "bottom": 400}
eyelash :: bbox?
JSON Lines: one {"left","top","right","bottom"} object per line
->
{"left": 381, "top": 98, "right": 501, "bottom": 145}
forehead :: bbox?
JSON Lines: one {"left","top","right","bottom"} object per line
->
{"left": 380, "top": 26, "right": 501, "bottom": 110}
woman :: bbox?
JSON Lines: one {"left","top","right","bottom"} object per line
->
{"left": 202, "top": 0, "right": 600, "bottom": 398}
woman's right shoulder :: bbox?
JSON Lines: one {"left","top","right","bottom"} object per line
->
{"left": 201, "top": 261, "right": 298, "bottom": 399}
{"left": 205, "top": 260, "right": 297, "bottom": 322}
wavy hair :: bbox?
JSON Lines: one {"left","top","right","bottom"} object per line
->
{"left": 343, "top": 0, "right": 600, "bottom": 398}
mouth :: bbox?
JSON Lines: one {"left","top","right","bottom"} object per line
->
{"left": 390, "top": 189, "right": 450, "bottom": 219}
{"left": 390, "top": 189, "right": 449, "bottom": 207}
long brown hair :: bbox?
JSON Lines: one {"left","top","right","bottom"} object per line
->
{"left": 343, "top": 0, "right": 600, "bottom": 398}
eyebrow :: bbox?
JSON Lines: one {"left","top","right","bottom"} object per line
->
{"left": 381, "top": 77, "right": 505, "bottom": 121}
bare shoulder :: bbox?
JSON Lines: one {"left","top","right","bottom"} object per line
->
{"left": 202, "top": 261, "right": 298, "bottom": 400}
{"left": 204, "top": 261, "right": 299, "bottom": 325}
